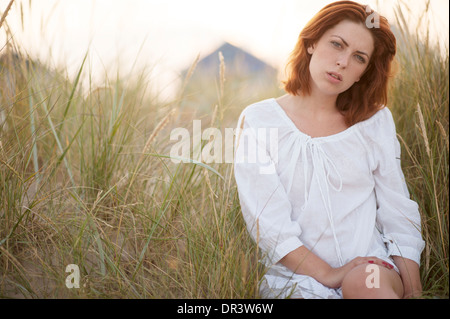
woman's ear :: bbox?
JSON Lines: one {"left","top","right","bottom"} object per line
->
{"left": 307, "top": 45, "right": 315, "bottom": 55}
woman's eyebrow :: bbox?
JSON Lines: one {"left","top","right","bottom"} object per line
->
{"left": 331, "top": 35, "right": 370, "bottom": 58}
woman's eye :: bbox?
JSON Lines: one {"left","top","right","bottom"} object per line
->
{"left": 331, "top": 41, "right": 342, "bottom": 48}
{"left": 355, "top": 55, "right": 366, "bottom": 63}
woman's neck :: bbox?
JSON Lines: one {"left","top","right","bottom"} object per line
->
{"left": 294, "top": 90, "right": 339, "bottom": 119}
{"left": 276, "top": 91, "right": 348, "bottom": 138}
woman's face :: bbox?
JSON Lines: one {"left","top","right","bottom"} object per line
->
{"left": 307, "top": 19, "right": 375, "bottom": 97}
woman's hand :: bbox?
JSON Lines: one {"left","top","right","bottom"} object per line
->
{"left": 392, "top": 256, "right": 422, "bottom": 299}
{"left": 319, "top": 256, "right": 394, "bottom": 289}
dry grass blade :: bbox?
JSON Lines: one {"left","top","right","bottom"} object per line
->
{"left": 0, "top": 0, "right": 14, "bottom": 30}
{"left": 123, "top": 107, "right": 177, "bottom": 198}
{"left": 219, "top": 51, "right": 226, "bottom": 99}
{"left": 203, "top": 168, "right": 218, "bottom": 199}
{"left": 416, "top": 103, "right": 431, "bottom": 158}
{"left": 436, "top": 120, "right": 449, "bottom": 152}
{"left": 178, "top": 54, "right": 200, "bottom": 100}
{"left": 210, "top": 104, "right": 218, "bottom": 126}
{"left": 142, "top": 108, "right": 176, "bottom": 156}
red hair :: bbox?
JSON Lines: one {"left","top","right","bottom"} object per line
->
{"left": 283, "top": 1, "right": 397, "bottom": 126}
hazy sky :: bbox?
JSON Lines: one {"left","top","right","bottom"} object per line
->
{"left": 1, "top": 0, "right": 448, "bottom": 97}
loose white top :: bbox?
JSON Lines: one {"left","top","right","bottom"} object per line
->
{"left": 234, "top": 98, "right": 425, "bottom": 271}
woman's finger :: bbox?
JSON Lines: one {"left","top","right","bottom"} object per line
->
{"left": 367, "top": 258, "right": 394, "bottom": 269}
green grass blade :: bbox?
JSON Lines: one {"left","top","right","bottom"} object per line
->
{"left": 59, "top": 51, "right": 88, "bottom": 133}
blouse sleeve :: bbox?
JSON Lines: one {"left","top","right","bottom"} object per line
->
{"left": 234, "top": 110, "right": 303, "bottom": 265}
{"left": 370, "top": 109, "right": 425, "bottom": 266}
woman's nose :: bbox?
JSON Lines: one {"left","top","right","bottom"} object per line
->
{"left": 336, "top": 53, "right": 350, "bottom": 69}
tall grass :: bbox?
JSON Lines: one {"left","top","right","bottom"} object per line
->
{"left": 0, "top": 1, "right": 448, "bottom": 298}
{"left": 0, "top": 34, "right": 264, "bottom": 298}
{"left": 388, "top": 3, "right": 449, "bottom": 298}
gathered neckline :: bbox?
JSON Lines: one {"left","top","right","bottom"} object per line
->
{"left": 270, "top": 98, "right": 384, "bottom": 142}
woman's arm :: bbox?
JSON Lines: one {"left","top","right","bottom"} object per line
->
{"left": 368, "top": 109, "right": 425, "bottom": 296}
{"left": 280, "top": 245, "right": 392, "bottom": 289}
{"left": 279, "top": 246, "right": 336, "bottom": 286}
{"left": 392, "top": 256, "right": 422, "bottom": 298}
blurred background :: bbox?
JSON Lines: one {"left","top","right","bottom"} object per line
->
{"left": 1, "top": 0, "right": 448, "bottom": 100}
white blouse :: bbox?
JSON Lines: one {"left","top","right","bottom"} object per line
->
{"left": 234, "top": 98, "right": 425, "bottom": 299}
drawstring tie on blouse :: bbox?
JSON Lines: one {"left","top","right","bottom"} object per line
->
{"left": 283, "top": 134, "right": 345, "bottom": 266}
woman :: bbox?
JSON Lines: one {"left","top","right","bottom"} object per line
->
{"left": 234, "top": 1, "right": 425, "bottom": 299}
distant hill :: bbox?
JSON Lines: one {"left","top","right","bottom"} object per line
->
{"left": 191, "top": 42, "right": 277, "bottom": 77}
{"left": 180, "top": 42, "right": 280, "bottom": 117}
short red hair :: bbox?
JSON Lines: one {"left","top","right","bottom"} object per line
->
{"left": 283, "top": 1, "right": 397, "bottom": 126}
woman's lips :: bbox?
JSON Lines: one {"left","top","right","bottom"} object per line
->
{"left": 326, "top": 72, "right": 342, "bottom": 83}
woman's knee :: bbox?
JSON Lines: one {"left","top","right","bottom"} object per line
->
{"left": 341, "top": 264, "right": 403, "bottom": 299}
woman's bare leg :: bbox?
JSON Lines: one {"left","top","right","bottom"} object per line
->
{"left": 341, "top": 264, "right": 404, "bottom": 299}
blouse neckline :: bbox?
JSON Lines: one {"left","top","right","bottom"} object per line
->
{"left": 270, "top": 98, "right": 383, "bottom": 142}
